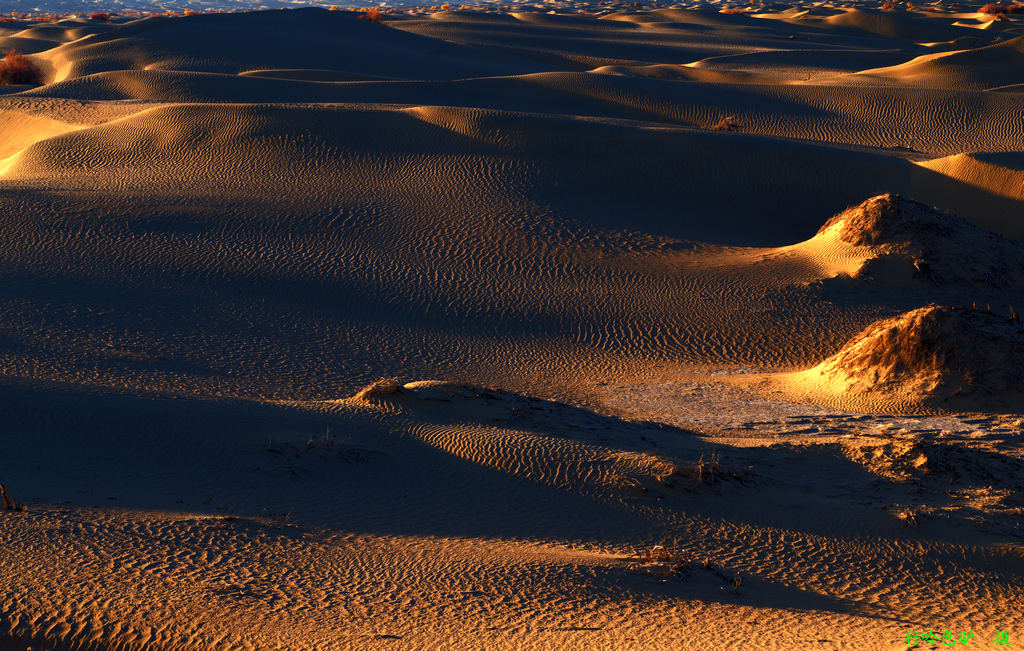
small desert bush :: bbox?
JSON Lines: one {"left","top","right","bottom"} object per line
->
{"left": 636, "top": 545, "right": 694, "bottom": 577}
{"left": 633, "top": 545, "right": 742, "bottom": 591}
{"left": 0, "top": 51, "right": 42, "bottom": 85}
{"left": 896, "top": 507, "right": 919, "bottom": 525}
{"left": 658, "top": 453, "right": 750, "bottom": 487}
{"left": 980, "top": 2, "right": 1024, "bottom": 12}
{"left": 711, "top": 115, "right": 741, "bottom": 132}
{"left": 89, "top": 12, "right": 110, "bottom": 21}
{"left": 361, "top": 7, "right": 384, "bottom": 22}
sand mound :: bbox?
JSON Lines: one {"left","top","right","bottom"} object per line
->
{"left": 808, "top": 305, "right": 1024, "bottom": 409}
{"left": 352, "top": 377, "right": 404, "bottom": 401}
{"left": 791, "top": 193, "right": 1024, "bottom": 287}
{"left": 856, "top": 34, "right": 1024, "bottom": 89}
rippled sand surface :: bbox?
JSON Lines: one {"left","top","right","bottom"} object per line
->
{"left": 0, "top": 5, "right": 1022, "bottom": 649}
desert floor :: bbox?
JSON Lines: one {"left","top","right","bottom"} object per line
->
{"left": 0, "top": 4, "right": 1023, "bottom": 649}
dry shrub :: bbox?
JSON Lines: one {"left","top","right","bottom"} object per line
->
{"left": 896, "top": 506, "right": 919, "bottom": 525}
{"left": 711, "top": 115, "right": 741, "bottom": 132}
{"left": 362, "top": 7, "right": 384, "bottom": 22}
{"left": 981, "top": 2, "right": 1024, "bottom": 11}
{"left": 720, "top": 7, "right": 746, "bottom": 14}
{"left": 89, "top": 12, "right": 110, "bottom": 21}
{"left": 633, "top": 545, "right": 742, "bottom": 591}
{"left": 635, "top": 545, "right": 694, "bottom": 577}
{"left": 0, "top": 51, "right": 41, "bottom": 85}
{"left": 658, "top": 453, "right": 750, "bottom": 487}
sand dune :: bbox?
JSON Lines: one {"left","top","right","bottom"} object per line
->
{"left": 779, "top": 193, "right": 1024, "bottom": 288}
{"left": 856, "top": 33, "right": 1024, "bottom": 89}
{"left": 0, "top": 4, "right": 1023, "bottom": 649}
{"left": 786, "top": 305, "right": 1024, "bottom": 412}
{"left": 41, "top": 8, "right": 551, "bottom": 84}
{"left": 823, "top": 8, "right": 974, "bottom": 43}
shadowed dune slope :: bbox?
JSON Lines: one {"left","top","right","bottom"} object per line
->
{"left": 5, "top": 102, "right": 1023, "bottom": 242}
{"left": 25, "top": 68, "right": 1024, "bottom": 163}
{"left": 39, "top": 8, "right": 556, "bottom": 84}
{"left": 2, "top": 377, "right": 1022, "bottom": 649}
{"left": 0, "top": 101, "right": 905, "bottom": 399}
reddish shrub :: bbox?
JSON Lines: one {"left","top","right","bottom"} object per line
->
{"left": 980, "top": 2, "right": 1024, "bottom": 12}
{"left": 362, "top": 7, "right": 383, "bottom": 22}
{"left": 89, "top": 12, "right": 109, "bottom": 20}
{"left": 0, "top": 51, "right": 42, "bottom": 85}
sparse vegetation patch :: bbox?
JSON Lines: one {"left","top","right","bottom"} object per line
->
{"left": 980, "top": 3, "right": 1024, "bottom": 13}
{"left": 657, "top": 453, "right": 751, "bottom": 488}
{"left": 0, "top": 51, "right": 42, "bottom": 85}
{"left": 631, "top": 545, "right": 743, "bottom": 593}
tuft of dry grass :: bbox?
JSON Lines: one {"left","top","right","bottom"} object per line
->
{"left": 361, "top": 7, "right": 384, "bottom": 23}
{"left": 1, "top": 483, "right": 23, "bottom": 512}
{"left": 306, "top": 428, "right": 339, "bottom": 451}
{"left": 896, "top": 507, "right": 918, "bottom": 525}
{"left": 710, "top": 115, "right": 741, "bottom": 132}
{"left": 0, "top": 51, "right": 42, "bottom": 85}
